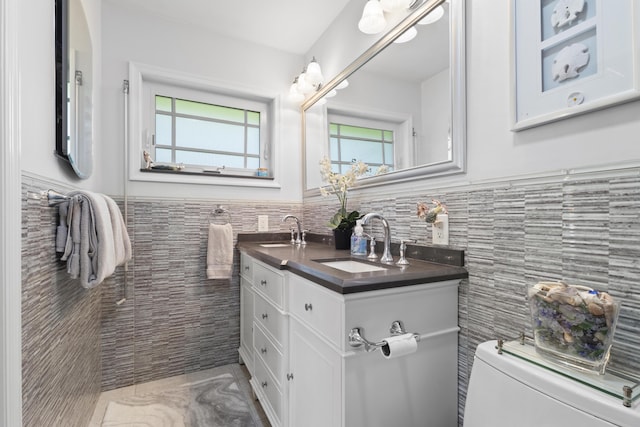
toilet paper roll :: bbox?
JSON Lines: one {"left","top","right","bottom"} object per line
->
{"left": 381, "top": 333, "right": 418, "bottom": 359}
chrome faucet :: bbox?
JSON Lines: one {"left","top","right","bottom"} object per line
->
{"left": 361, "top": 212, "right": 393, "bottom": 263}
{"left": 282, "top": 214, "right": 303, "bottom": 245}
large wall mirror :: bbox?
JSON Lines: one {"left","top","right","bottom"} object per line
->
{"left": 55, "top": 0, "right": 94, "bottom": 179}
{"left": 303, "top": 0, "right": 465, "bottom": 192}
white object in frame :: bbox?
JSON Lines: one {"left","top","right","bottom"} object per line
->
{"left": 512, "top": 0, "right": 640, "bottom": 131}
{"left": 551, "top": 0, "right": 586, "bottom": 29}
{"left": 552, "top": 43, "right": 590, "bottom": 82}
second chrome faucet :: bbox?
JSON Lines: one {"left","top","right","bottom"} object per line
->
{"left": 361, "top": 212, "right": 393, "bottom": 263}
{"left": 282, "top": 214, "right": 305, "bottom": 245}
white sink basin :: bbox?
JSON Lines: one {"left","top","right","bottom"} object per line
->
{"left": 320, "top": 260, "right": 387, "bottom": 273}
{"left": 259, "top": 243, "right": 291, "bottom": 248}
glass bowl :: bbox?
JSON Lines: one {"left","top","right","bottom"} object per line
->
{"left": 527, "top": 281, "right": 620, "bottom": 374}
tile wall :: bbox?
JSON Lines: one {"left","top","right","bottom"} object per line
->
{"left": 21, "top": 171, "right": 640, "bottom": 426}
{"left": 304, "top": 172, "right": 640, "bottom": 425}
{"left": 21, "top": 176, "right": 302, "bottom": 424}
{"left": 21, "top": 182, "right": 104, "bottom": 427}
{"left": 100, "top": 199, "right": 302, "bottom": 390}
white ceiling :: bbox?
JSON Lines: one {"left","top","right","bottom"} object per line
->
{"left": 104, "top": 0, "right": 352, "bottom": 55}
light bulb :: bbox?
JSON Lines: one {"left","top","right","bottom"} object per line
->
{"left": 325, "top": 89, "right": 338, "bottom": 98}
{"left": 336, "top": 79, "right": 349, "bottom": 90}
{"left": 417, "top": 5, "right": 444, "bottom": 25}
{"left": 297, "top": 72, "right": 314, "bottom": 96}
{"left": 306, "top": 57, "right": 324, "bottom": 87}
{"left": 380, "top": 0, "right": 412, "bottom": 12}
{"left": 394, "top": 26, "right": 417, "bottom": 43}
{"left": 288, "top": 78, "right": 304, "bottom": 103}
{"left": 358, "top": 0, "right": 387, "bottom": 34}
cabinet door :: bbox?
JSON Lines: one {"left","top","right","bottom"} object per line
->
{"left": 239, "top": 278, "right": 254, "bottom": 373}
{"left": 289, "top": 319, "right": 342, "bottom": 427}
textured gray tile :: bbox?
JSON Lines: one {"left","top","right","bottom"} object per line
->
{"left": 21, "top": 182, "right": 102, "bottom": 427}
{"left": 22, "top": 171, "right": 640, "bottom": 427}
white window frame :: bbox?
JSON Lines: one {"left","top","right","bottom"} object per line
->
{"left": 327, "top": 106, "right": 412, "bottom": 172}
{"left": 327, "top": 113, "right": 398, "bottom": 174}
{"left": 128, "top": 62, "right": 281, "bottom": 188}
{"left": 148, "top": 83, "right": 266, "bottom": 172}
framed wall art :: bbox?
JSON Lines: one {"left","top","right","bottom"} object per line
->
{"left": 511, "top": 0, "right": 640, "bottom": 131}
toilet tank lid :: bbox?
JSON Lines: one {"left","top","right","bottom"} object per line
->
{"left": 473, "top": 341, "right": 640, "bottom": 426}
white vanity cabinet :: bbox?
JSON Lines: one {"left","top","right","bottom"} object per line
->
{"left": 239, "top": 252, "right": 254, "bottom": 373}
{"left": 287, "top": 273, "right": 460, "bottom": 427}
{"left": 247, "top": 257, "right": 288, "bottom": 427}
{"left": 239, "top": 251, "right": 461, "bottom": 427}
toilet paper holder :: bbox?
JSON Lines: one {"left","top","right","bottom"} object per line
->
{"left": 348, "top": 320, "right": 421, "bottom": 352}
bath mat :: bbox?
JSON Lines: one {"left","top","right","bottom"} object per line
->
{"left": 101, "top": 372, "right": 260, "bottom": 426}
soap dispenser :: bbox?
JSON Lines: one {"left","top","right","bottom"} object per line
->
{"left": 350, "top": 220, "right": 367, "bottom": 255}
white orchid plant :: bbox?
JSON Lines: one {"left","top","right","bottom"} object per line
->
{"left": 319, "top": 157, "right": 368, "bottom": 230}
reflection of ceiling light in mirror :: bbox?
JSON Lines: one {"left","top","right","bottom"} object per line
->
{"left": 417, "top": 5, "right": 444, "bottom": 25}
{"left": 358, "top": 0, "right": 387, "bottom": 34}
{"left": 393, "top": 26, "right": 417, "bottom": 43}
{"left": 380, "top": 0, "right": 412, "bottom": 12}
{"left": 325, "top": 89, "right": 338, "bottom": 98}
{"left": 336, "top": 79, "right": 349, "bottom": 90}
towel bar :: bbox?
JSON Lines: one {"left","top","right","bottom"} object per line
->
{"left": 46, "top": 189, "right": 69, "bottom": 206}
{"left": 26, "top": 189, "right": 69, "bottom": 206}
{"left": 208, "top": 205, "right": 232, "bottom": 224}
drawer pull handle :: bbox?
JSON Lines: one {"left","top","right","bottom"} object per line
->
{"left": 260, "top": 279, "right": 267, "bottom": 286}
{"left": 261, "top": 381, "right": 268, "bottom": 388}
{"left": 262, "top": 313, "right": 268, "bottom": 320}
{"left": 261, "top": 347, "right": 267, "bottom": 354}
{"left": 287, "top": 373, "right": 294, "bottom": 381}
{"left": 244, "top": 265, "right": 250, "bottom": 271}
{"left": 304, "top": 303, "right": 313, "bottom": 311}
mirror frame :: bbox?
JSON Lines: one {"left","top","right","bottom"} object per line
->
{"left": 55, "top": 0, "right": 93, "bottom": 179}
{"left": 302, "top": 0, "right": 466, "bottom": 193}
{"left": 55, "top": 0, "right": 70, "bottom": 161}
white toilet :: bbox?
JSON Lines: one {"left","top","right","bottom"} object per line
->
{"left": 463, "top": 340, "right": 640, "bottom": 427}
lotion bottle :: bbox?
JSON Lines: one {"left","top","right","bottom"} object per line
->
{"left": 350, "top": 220, "right": 367, "bottom": 255}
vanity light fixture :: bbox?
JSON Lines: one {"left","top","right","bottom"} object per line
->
{"left": 358, "top": 0, "right": 445, "bottom": 37}
{"left": 288, "top": 57, "right": 329, "bottom": 103}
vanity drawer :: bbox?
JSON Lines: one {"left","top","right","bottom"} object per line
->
{"left": 240, "top": 252, "right": 253, "bottom": 281}
{"left": 253, "top": 355, "right": 283, "bottom": 426}
{"left": 253, "top": 262, "right": 285, "bottom": 308}
{"left": 253, "top": 322, "right": 284, "bottom": 386}
{"left": 289, "top": 275, "right": 343, "bottom": 348}
{"left": 254, "top": 292, "right": 287, "bottom": 348}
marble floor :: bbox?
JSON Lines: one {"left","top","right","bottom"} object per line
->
{"left": 89, "top": 364, "right": 271, "bottom": 427}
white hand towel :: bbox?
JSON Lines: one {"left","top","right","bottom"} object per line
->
{"left": 206, "top": 223, "right": 233, "bottom": 279}
{"left": 102, "top": 194, "right": 132, "bottom": 266}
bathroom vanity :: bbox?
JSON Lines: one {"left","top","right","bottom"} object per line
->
{"left": 237, "top": 237, "right": 467, "bottom": 427}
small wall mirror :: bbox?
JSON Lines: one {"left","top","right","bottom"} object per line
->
{"left": 303, "top": 0, "right": 465, "bottom": 192}
{"left": 55, "top": 0, "right": 94, "bottom": 179}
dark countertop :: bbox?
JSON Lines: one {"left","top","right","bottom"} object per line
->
{"left": 236, "top": 234, "right": 468, "bottom": 295}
